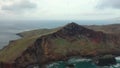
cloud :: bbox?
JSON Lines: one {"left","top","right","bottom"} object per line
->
{"left": 98, "top": 0, "right": 120, "bottom": 9}
{"left": 0, "top": 0, "right": 119, "bottom": 20}
{"left": 1, "top": 0, "right": 37, "bottom": 13}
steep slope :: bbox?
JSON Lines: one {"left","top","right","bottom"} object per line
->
{"left": 0, "top": 23, "right": 120, "bottom": 68}
{"left": 34, "top": 23, "right": 120, "bottom": 63}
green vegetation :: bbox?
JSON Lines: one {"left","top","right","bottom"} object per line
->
{"left": 0, "top": 23, "right": 120, "bottom": 63}
{"left": 18, "top": 28, "right": 60, "bottom": 38}
{"left": 50, "top": 35, "right": 118, "bottom": 56}
{"left": 0, "top": 36, "right": 38, "bottom": 62}
{"left": 51, "top": 36, "right": 98, "bottom": 56}
{"left": 0, "top": 28, "right": 59, "bottom": 62}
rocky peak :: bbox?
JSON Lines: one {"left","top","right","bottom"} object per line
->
{"left": 55, "top": 22, "right": 92, "bottom": 36}
{"left": 54, "top": 22, "right": 107, "bottom": 43}
{"left": 64, "top": 22, "right": 86, "bottom": 31}
{"left": 65, "top": 22, "right": 80, "bottom": 28}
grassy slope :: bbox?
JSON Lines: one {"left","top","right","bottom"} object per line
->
{"left": 51, "top": 36, "right": 116, "bottom": 56}
{"left": 50, "top": 38, "right": 120, "bottom": 60}
{"left": 86, "top": 24, "right": 120, "bottom": 34}
{"left": 18, "top": 28, "right": 60, "bottom": 38}
{"left": 0, "top": 24, "right": 120, "bottom": 62}
{"left": 0, "top": 28, "right": 60, "bottom": 62}
{"left": 0, "top": 36, "right": 38, "bottom": 62}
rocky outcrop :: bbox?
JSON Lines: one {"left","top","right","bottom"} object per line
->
{"left": 0, "top": 22, "right": 120, "bottom": 68}
{"left": 67, "top": 64, "right": 74, "bottom": 68}
{"left": 94, "top": 55, "right": 116, "bottom": 66}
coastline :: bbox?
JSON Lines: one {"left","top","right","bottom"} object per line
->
{"left": 0, "top": 23, "right": 120, "bottom": 68}
{"left": 0, "top": 33, "right": 22, "bottom": 50}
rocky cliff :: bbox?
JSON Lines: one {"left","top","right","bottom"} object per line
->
{"left": 0, "top": 22, "right": 120, "bottom": 68}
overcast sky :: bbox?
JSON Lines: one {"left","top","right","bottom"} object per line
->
{"left": 0, "top": 0, "right": 120, "bottom": 20}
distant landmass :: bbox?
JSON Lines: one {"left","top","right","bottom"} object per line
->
{"left": 0, "top": 22, "right": 120, "bottom": 68}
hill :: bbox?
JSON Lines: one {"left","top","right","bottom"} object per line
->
{"left": 0, "top": 22, "right": 120, "bottom": 68}
{"left": 86, "top": 24, "right": 120, "bottom": 34}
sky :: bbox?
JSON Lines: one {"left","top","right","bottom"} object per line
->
{"left": 0, "top": 0, "right": 120, "bottom": 20}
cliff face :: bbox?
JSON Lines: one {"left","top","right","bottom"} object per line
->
{"left": 0, "top": 23, "right": 120, "bottom": 68}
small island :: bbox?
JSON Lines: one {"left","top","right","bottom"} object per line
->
{"left": 0, "top": 22, "right": 120, "bottom": 68}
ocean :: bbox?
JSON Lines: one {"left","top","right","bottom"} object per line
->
{"left": 0, "top": 20, "right": 120, "bottom": 68}
{"left": 47, "top": 57, "right": 120, "bottom": 68}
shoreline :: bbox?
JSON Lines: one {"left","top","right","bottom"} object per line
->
{"left": 0, "top": 33, "right": 22, "bottom": 50}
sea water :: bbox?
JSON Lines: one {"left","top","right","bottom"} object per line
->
{"left": 47, "top": 57, "right": 120, "bottom": 68}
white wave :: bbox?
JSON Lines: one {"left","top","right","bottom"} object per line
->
{"left": 113, "top": 63, "right": 120, "bottom": 68}
{"left": 115, "top": 57, "right": 120, "bottom": 60}
{"left": 68, "top": 58, "right": 91, "bottom": 64}
{"left": 46, "top": 61, "right": 63, "bottom": 68}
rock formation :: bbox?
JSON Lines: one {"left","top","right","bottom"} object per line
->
{"left": 0, "top": 22, "right": 120, "bottom": 68}
{"left": 94, "top": 55, "right": 116, "bottom": 66}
